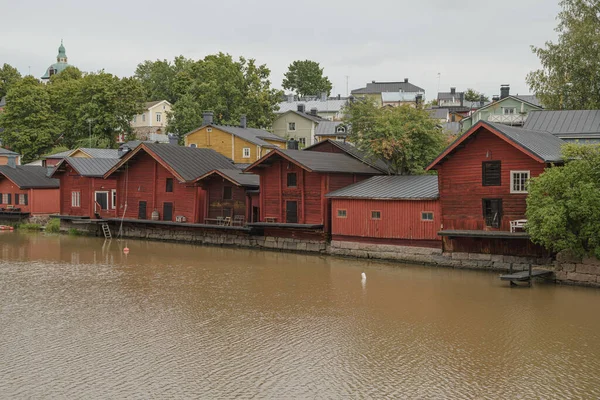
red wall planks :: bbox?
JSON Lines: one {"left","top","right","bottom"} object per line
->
{"left": 436, "top": 129, "right": 545, "bottom": 231}
{"left": 56, "top": 166, "right": 117, "bottom": 218}
{"left": 0, "top": 179, "right": 59, "bottom": 214}
{"left": 331, "top": 199, "right": 442, "bottom": 241}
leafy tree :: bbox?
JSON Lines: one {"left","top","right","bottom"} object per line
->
{"left": 526, "top": 144, "right": 600, "bottom": 258}
{"left": 464, "top": 88, "right": 489, "bottom": 102}
{"left": 0, "top": 63, "right": 22, "bottom": 100}
{"left": 0, "top": 76, "right": 61, "bottom": 162}
{"left": 344, "top": 100, "right": 447, "bottom": 175}
{"left": 134, "top": 56, "right": 193, "bottom": 104}
{"left": 526, "top": 0, "right": 600, "bottom": 109}
{"left": 164, "top": 53, "right": 281, "bottom": 137}
{"left": 282, "top": 60, "right": 332, "bottom": 97}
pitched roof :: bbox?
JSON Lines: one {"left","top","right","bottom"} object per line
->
{"left": 245, "top": 149, "right": 381, "bottom": 175}
{"left": 54, "top": 157, "right": 121, "bottom": 177}
{"left": 524, "top": 110, "right": 600, "bottom": 139}
{"left": 144, "top": 100, "right": 170, "bottom": 109}
{"left": 185, "top": 124, "right": 286, "bottom": 147}
{"left": 76, "top": 148, "right": 120, "bottom": 158}
{"left": 278, "top": 109, "right": 325, "bottom": 123}
{"left": 277, "top": 99, "right": 348, "bottom": 114}
{"left": 326, "top": 175, "right": 439, "bottom": 200}
{"left": 475, "top": 95, "right": 543, "bottom": 113}
{"left": 0, "top": 165, "right": 59, "bottom": 188}
{"left": 351, "top": 81, "right": 425, "bottom": 94}
{"left": 427, "top": 108, "right": 449, "bottom": 120}
{"left": 381, "top": 92, "right": 423, "bottom": 102}
{"left": 195, "top": 168, "right": 259, "bottom": 187}
{"left": 0, "top": 147, "right": 19, "bottom": 156}
{"left": 437, "top": 91, "right": 464, "bottom": 101}
{"left": 305, "top": 140, "right": 390, "bottom": 173}
{"left": 514, "top": 95, "right": 542, "bottom": 108}
{"left": 44, "top": 149, "right": 74, "bottom": 159}
{"left": 105, "top": 143, "right": 236, "bottom": 182}
{"left": 314, "top": 121, "right": 348, "bottom": 136}
{"left": 426, "top": 121, "right": 565, "bottom": 170}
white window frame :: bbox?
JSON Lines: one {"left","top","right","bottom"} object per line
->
{"left": 111, "top": 189, "right": 117, "bottom": 209}
{"left": 336, "top": 126, "right": 346, "bottom": 134}
{"left": 298, "top": 137, "right": 306, "bottom": 146}
{"left": 510, "top": 170, "right": 530, "bottom": 193}
{"left": 288, "top": 122, "right": 296, "bottom": 131}
{"left": 156, "top": 112, "right": 161, "bottom": 122}
{"left": 242, "top": 147, "right": 251, "bottom": 158}
{"left": 206, "top": 127, "right": 213, "bottom": 132}
{"left": 18, "top": 194, "right": 26, "bottom": 205}
{"left": 503, "top": 107, "right": 516, "bottom": 115}
{"left": 71, "top": 191, "right": 81, "bottom": 207}
{"left": 94, "top": 191, "right": 109, "bottom": 211}
{"left": 189, "top": 143, "right": 197, "bottom": 148}
{"left": 133, "top": 116, "right": 137, "bottom": 123}
{"left": 337, "top": 209, "right": 347, "bottom": 218}
{"left": 421, "top": 211, "right": 434, "bottom": 221}
{"left": 371, "top": 210, "right": 381, "bottom": 220}
{"left": 142, "top": 114, "right": 146, "bottom": 122}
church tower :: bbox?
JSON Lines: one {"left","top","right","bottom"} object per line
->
{"left": 41, "top": 40, "right": 71, "bottom": 81}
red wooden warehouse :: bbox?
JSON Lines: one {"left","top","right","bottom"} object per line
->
{"left": 0, "top": 164, "right": 60, "bottom": 215}
{"left": 194, "top": 168, "right": 259, "bottom": 224}
{"left": 426, "top": 120, "right": 564, "bottom": 256}
{"left": 52, "top": 157, "right": 120, "bottom": 219}
{"left": 103, "top": 143, "right": 237, "bottom": 223}
{"left": 326, "top": 175, "right": 441, "bottom": 247}
{"left": 244, "top": 149, "right": 382, "bottom": 231}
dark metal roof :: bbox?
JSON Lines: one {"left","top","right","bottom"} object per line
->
{"left": 314, "top": 121, "right": 347, "bottom": 136}
{"left": 326, "top": 175, "right": 438, "bottom": 199}
{"left": 427, "top": 108, "right": 449, "bottom": 120}
{"left": 77, "top": 148, "right": 120, "bottom": 158}
{"left": 274, "top": 149, "right": 381, "bottom": 174}
{"left": 282, "top": 110, "right": 325, "bottom": 123}
{"left": 0, "top": 165, "right": 59, "bottom": 188}
{"left": 143, "top": 143, "right": 236, "bottom": 182}
{"left": 514, "top": 95, "right": 542, "bottom": 107}
{"left": 483, "top": 121, "right": 564, "bottom": 162}
{"left": 0, "top": 147, "right": 19, "bottom": 156}
{"left": 44, "top": 149, "right": 74, "bottom": 159}
{"left": 305, "top": 140, "right": 390, "bottom": 174}
{"left": 215, "top": 169, "right": 259, "bottom": 187}
{"left": 437, "top": 91, "right": 464, "bottom": 100}
{"left": 524, "top": 110, "right": 600, "bottom": 138}
{"left": 60, "top": 157, "right": 121, "bottom": 177}
{"left": 351, "top": 81, "right": 425, "bottom": 94}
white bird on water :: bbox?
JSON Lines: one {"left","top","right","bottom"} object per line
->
{"left": 361, "top": 272, "right": 367, "bottom": 281}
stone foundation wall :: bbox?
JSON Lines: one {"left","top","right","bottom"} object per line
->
{"left": 329, "top": 240, "right": 442, "bottom": 264}
{"left": 554, "top": 252, "right": 600, "bottom": 287}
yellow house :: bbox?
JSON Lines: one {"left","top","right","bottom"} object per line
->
{"left": 184, "top": 113, "right": 286, "bottom": 163}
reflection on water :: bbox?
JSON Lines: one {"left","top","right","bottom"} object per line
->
{"left": 1, "top": 232, "right": 600, "bottom": 398}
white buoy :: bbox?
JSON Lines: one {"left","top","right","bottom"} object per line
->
{"left": 361, "top": 272, "right": 366, "bottom": 281}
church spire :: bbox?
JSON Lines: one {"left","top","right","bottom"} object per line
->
{"left": 57, "top": 40, "right": 67, "bottom": 63}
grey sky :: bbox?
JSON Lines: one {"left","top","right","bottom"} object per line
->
{"left": 1, "top": 0, "right": 561, "bottom": 100}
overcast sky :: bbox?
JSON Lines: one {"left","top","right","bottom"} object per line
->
{"left": 1, "top": 0, "right": 561, "bottom": 100}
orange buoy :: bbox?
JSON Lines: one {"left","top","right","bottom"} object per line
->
{"left": 123, "top": 247, "right": 130, "bottom": 254}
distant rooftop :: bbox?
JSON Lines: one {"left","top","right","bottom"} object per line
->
{"left": 351, "top": 80, "right": 424, "bottom": 95}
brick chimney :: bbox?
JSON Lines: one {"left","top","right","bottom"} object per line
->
{"left": 500, "top": 84, "right": 510, "bottom": 99}
{"left": 297, "top": 104, "right": 305, "bottom": 113}
{"left": 240, "top": 114, "right": 247, "bottom": 129}
{"left": 203, "top": 111, "right": 214, "bottom": 125}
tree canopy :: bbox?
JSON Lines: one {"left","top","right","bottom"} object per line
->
{"left": 464, "top": 88, "right": 489, "bottom": 102}
{"left": 526, "top": 0, "right": 600, "bottom": 109}
{"left": 344, "top": 100, "right": 447, "bottom": 175}
{"left": 282, "top": 60, "right": 332, "bottom": 97}
{"left": 134, "top": 53, "right": 281, "bottom": 138}
{"left": 0, "top": 63, "right": 22, "bottom": 100}
{"left": 526, "top": 144, "right": 600, "bottom": 258}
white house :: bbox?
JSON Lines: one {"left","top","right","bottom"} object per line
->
{"left": 127, "top": 100, "right": 172, "bottom": 143}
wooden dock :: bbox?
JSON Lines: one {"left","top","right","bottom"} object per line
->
{"left": 500, "top": 268, "right": 553, "bottom": 286}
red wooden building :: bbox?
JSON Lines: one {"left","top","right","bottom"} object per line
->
{"left": 426, "top": 121, "right": 564, "bottom": 256}
{"left": 194, "top": 168, "right": 259, "bottom": 224}
{"left": 304, "top": 139, "right": 391, "bottom": 173}
{"left": 244, "top": 149, "right": 382, "bottom": 231}
{"left": 0, "top": 165, "right": 59, "bottom": 215}
{"left": 326, "top": 175, "right": 441, "bottom": 247}
{"left": 52, "top": 157, "right": 120, "bottom": 219}
{"left": 103, "top": 143, "right": 237, "bottom": 223}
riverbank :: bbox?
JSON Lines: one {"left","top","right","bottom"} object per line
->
{"left": 47, "top": 217, "right": 599, "bottom": 289}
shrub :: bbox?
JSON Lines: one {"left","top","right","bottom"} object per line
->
{"left": 45, "top": 218, "right": 60, "bottom": 233}
{"left": 68, "top": 228, "right": 81, "bottom": 236}
{"left": 19, "top": 223, "right": 42, "bottom": 231}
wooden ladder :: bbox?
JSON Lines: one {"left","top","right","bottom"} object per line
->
{"left": 101, "top": 223, "right": 112, "bottom": 239}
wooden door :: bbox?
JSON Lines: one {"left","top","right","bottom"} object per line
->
{"left": 138, "top": 201, "right": 147, "bottom": 219}
{"left": 163, "top": 202, "right": 173, "bottom": 221}
{"left": 286, "top": 201, "right": 298, "bottom": 223}
{"left": 252, "top": 206, "right": 259, "bottom": 223}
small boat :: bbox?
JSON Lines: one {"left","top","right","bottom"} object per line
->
{"left": 0, "top": 225, "right": 15, "bottom": 231}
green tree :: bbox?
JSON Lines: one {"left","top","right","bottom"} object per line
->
{"left": 526, "top": 0, "right": 600, "bottom": 109}
{"left": 344, "top": 100, "right": 447, "bottom": 175}
{"left": 0, "top": 63, "right": 22, "bottom": 100}
{"left": 0, "top": 76, "right": 61, "bottom": 162}
{"left": 464, "top": 88, "right": 489, "bottom": 102}
{"left": 165, "top": 53, "right": 281, "bottom": 137}
{"left": 135, "top": 56, "right": 194, "bottom": 103}
{"left": 282, "top": 60, "right": 332, "bottom": 97}
{"left": 526, "top": 144, "right": 600, "bottom": 258}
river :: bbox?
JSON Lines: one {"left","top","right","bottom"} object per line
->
{"left": 1, "top": 232, "right": 599, "bottom": 399}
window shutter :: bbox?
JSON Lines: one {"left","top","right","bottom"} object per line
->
{"left": 24, "top": 194, "right": 28, "bottom": 205}
{"left": 15, "top": 194, "right": 19, "bottom": 205}
{"left": 7, "top": 193, "right": 11, "bottom": 205}
{"left": 0, "top": 193, "right": 2, "bottom": 204}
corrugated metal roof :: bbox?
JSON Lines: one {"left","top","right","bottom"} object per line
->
{"left": 143, "top": 143, "right": 236, "bottom": 182}
{"left": 303, "top": 140, "right": 390, "bottom": 173}
{"left": 276, "top": 149, "right": 381, "bottom": 174}
{"left": 78, "top": 148, "right": 120, "bottom": 158}
{"left": 314, "top": 121, "right": 347, "bottom": 136}
{"left": 484, "top": 121, "right": 564, "bottom": 162}
{"left": 524, "top": 110, "right": 600, "bottom": 138}
{"left": 0, "top": 165, "right": 59, "bottom": 188}
{"left": 279, "top": 110, "right": 324, "bottom": 123}
{"left": 326, "top": 175, "right": 439, "bottom": 199}
{"left": 351, "top": 81, "right": 425, "bottom": 94}
{"left": 61, "top": 157, "right": 121, "bottom": 177}
{"left": 277, "top": 99, "right": 348, "bottom": 114}
{"left": 45, "top": 149, "right": 74, "bottom": 159}
{"left": 381, "top": 92, "right": 423, "bottom": 102}
{"left": 437, "top": 91, "right": 464, "bottom": 101}
{"left": 514, "top": 95, "right": 542, "bottom": 107}
{"left": 215, "top": 169, "right": 259, "bottom": 187}
{"left": 427, "top": 108, "right": 449, "bottom": 120}
{"left": 0, "top": 147, "right": 19, "bottom": 156}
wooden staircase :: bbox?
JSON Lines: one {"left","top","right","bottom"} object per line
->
{"left": 101, "top": 223, "right": 112, "bottom": 239}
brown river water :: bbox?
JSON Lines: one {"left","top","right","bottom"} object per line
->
{"left": 1, "top": 232, "right": 600, "bottom": 399}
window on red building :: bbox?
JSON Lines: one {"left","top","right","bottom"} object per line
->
{"left": 482, "top": 161, "right": 501, "bottom": 186}
{"left": 223, "top": 186, "right": 232, "bottom": 200}
{"left": 166, "top": 178, "right": 174, "bottom": 192}
{"left": 483, "top": 199, "right": 502, "bottom": 228}
{"left": 287, "top": 173, "right": 297, "bottom": 187}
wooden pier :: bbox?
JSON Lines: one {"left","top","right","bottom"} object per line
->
{"left": 500, "top": 268, "right": 553, "bottom": 287}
